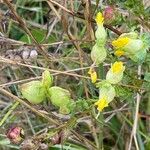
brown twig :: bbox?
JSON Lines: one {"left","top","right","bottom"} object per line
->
{"left": 0, "top": 56, "right": 145, "bottom": 90}
{"left": 0, "top": 56, "right": 91, "bottom": 80}
{"left": 47, "top": 0, "right": 122, "bottom": 35}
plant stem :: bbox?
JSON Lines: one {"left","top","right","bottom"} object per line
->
{"left": 0, "top": 101, "right": 19, "bottom": 126}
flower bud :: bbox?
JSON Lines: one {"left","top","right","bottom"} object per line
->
{"left": 42, "top": 70, "right": 53, "bottom": 89}
{"left": 7, "top": 127, "right": 24, "bottom": 144}
{"left": 91, "top": 44, "right": 107, "bottom": 65}
{"left": 48, "top": 86, "right": 71, "bottom": 114}
{"left": 106, "top": 61, "right": 125, "bottom": 84}
{"left": 20, "top": 81, "right": 46, "bottom": 104}
{"left": 104, "top": 6, "right": 115, "bottom": 24}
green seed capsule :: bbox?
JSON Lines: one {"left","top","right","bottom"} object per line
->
{"left": 48, "top": 86, "right": 71, "bottom": 114}
{"left": 91, "top": 44, "right": 107, "bottom": 65}
{"left": 20, "top": 81, "right": 46, "bottom": 104}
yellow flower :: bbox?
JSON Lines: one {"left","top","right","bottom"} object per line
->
{"left": 95, "top": 12, "right": 104, "bottom": 25}
{"left": 112, "top": 37, "right": 130, "bottom": 49}
{"left": 106, "top": 61, "right": 125, "bottom": 84}
{"left": 112, "top": 61, "right": 124, "bottom": 73}
{"left": 95, "top": 97, "right": 108, "bottom": 111}
{"left": 114, "top": 50, "right": 125, "bottom": 57}
{"left": 88, "top": 68, "right": 97, "bottom": 83}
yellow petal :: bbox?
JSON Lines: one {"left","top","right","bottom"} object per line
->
{"left": 95, "top": 12, "right": 104, "bottom": 25}
{"left": 94, "top": 97, "right": 108, "bottom": 112}
{"left": 114, "top": 50, "right": 125, "bottom": 57}
{"left": 111, "top": 61, "right": 124, "bottom": 73}
{"left": 112, "top": 37, "right": 130, "bottom": 49}
{"left": 88, "top": 68, "right": 97, "bottom": 83}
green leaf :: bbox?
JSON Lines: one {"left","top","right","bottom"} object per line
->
{"left": 20, "top": 29, "right": 56, "bottom": 43}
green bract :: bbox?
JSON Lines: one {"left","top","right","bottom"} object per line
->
{"left": 106, "top": 62, "right": 125, "bottom": 84}
{"left": 106, "top": 69, "right": 124, "bottom": 84}
{"left": 129, "top": 49, "right": 147, "bottom": 63}
{"left": 20, "top": 70, "right": 72, "bottom": 114}
{"left": 99, "top": 82, "right": 116, "bottom": 103}
{"left": 48, "top": 86, "right": 71, "bottom": 114}
{"left": 42, "top": 70, "right": 53, "bottom": 88}
{"left": 120, "top": 32, "right": 138, "bottom": 39}
{"left": 122, "top": 39, "right": 143, "bottom": 54}
{"left": 91, "top": 44, "right": 107, "bottom": 65}
{"left": 20, "top": 81, "right": 46, "bottom": 104}
{"left": 95, "top": 24, "right": 107, "bottom": 46}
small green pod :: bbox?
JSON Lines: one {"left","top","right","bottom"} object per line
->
{"left": 20, "top": 81, "right": 46, "bottom": 104}
{"left": 91, "top": 44, "right": 107, "bottom": 65}
{"left": 48, "top": 86, "right": 71, "bottom": 114}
